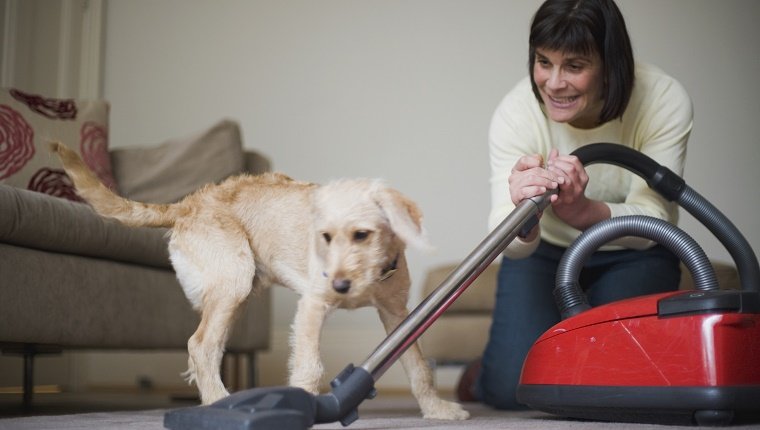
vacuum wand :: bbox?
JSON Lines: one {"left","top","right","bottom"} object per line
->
{"left": 359, "top": 189, "right": 556, "bottom": 381}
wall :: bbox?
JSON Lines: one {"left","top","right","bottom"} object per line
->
{"left": 48, "top": 0, "right": 760, "bottom": 391}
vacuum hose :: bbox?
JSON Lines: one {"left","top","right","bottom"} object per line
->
{"left": 554, "top": 143, "right": 760, "bottom": 319}
{"left": 554, "top": 215, "right": 718, "bottom": 319}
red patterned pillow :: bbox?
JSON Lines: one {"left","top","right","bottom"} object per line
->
{"left": 0, "top": 88, "right": 116, "bottom": 201}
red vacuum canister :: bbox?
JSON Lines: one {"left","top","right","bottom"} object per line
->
{"left": 516, "top": 144, "right": 760, "bottom": 426}
{"left": 517, "top": 289, "right": 760, "bottom": 425}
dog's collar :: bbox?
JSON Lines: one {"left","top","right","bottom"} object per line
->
{"left": 379, "top": 255, "right": 399, "bottom": 282}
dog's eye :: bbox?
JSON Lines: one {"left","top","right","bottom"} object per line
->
{"left": 322, "top": 232, "right": 332, "bottom": 244}
{"left": 353, "top": 230, "right": 371, "bottom": 242}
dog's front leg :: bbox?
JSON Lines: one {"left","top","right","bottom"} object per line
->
{"left": 288, "top": 295, "right": 330, "bottom": 394}
{"left": 377, "top": 304, "right": 469, "bottom": 420}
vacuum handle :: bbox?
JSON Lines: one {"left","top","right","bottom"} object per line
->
{"left": 572, "top": 143, "right": 686, "bottom": 201}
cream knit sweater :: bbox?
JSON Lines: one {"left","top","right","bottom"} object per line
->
{"left": 489, "top": 63, "right": 693, "bottom": 259}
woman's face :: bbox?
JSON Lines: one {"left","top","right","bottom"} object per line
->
{"left": 532, "top": 48, "right": 604, "bottom": 129}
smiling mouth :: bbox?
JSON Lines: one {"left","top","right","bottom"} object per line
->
{"left": 548, "top": 95, "right": 578, "bottom": 107}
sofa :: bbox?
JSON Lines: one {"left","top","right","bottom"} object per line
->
{"left": 0, "top": 89, "right": 271, "bottom": 406}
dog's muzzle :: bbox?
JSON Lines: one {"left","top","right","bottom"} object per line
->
{"left": 332, "top": 279, "right": 351, "bottom": 294}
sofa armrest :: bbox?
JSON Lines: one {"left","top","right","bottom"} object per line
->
{"left": 243, "top": 150, "right": 271, "bottom": 176}
{"left": 0, "top": 184, "right": 171, "bottom": 269}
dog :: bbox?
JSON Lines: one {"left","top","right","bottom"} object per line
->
{"left": 51, "top": 142, "right": 468, "bottom": 420}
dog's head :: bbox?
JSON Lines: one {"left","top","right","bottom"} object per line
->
{"left": 312, "top": 178, "right": 431, "bottom": 298}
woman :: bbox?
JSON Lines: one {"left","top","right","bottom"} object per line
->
{"left": 460, "top": 0, "right": 693, "bottom": 409}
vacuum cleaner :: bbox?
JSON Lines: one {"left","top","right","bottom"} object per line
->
{"left": 164, "top": 143, "right": 760, "bottom": 429}
{"left": 516, "top": 144, "right": 760, "bottom": 426}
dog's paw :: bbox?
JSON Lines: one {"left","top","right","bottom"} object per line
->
{"left": 421, "top": 399, "right": 470, "bottom": 420}
{"left": 288, "top": 378, "right": 320, "bottom": 395}
{"left": 202, "top": 388, "right": 230, "bottom": 405}
{"left": 288, "top": 367, "right": 322, "bottom": 395}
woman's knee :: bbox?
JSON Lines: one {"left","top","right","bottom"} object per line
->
{"left": 478, "top": 330, "right": 544, "bottom": 410}
{"left": 478, "top": 364, "right": 526, "bottom": 410}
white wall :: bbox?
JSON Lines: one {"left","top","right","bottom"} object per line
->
{"left": 103, "top": 0, "right": 760, "bottom": 390}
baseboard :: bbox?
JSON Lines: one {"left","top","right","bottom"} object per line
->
{"left": 84, "top": 384, "right": 198, "bottom": 395}
{"left": 0, "top": 385, "right": 62, "bottom": 395}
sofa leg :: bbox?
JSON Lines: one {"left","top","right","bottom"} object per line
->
{"left": 0, "top": 343, "right": 62, "bottom": 408}
{"left": 246, "top": 352, "right": 256, "bottom": 388}
{"left": 22, "top": 348, "right": 34, "bottom": 409}
{"left": 221, "top": 352, "right": 257, "bottom": 391}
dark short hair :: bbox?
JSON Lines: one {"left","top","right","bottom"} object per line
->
{"left": 528, "top": 0, "right": 635, "bottom": 124}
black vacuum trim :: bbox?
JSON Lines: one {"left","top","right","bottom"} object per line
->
{"left": 658, "top": 290, "right": 760, "bottom": 317}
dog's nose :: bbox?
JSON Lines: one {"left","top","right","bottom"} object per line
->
{"left": 332, "top": 279, "right": 351, "bottom": 294}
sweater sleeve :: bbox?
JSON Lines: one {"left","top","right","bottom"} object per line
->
{"left": 488, "top": 79, "right": 548, "bottom": 258}
{"left": 605, "top": 68, "right": 693, "bottom": 249}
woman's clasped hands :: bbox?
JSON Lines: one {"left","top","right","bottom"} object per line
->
{"left": 509, "top": 148, "right": 608, "bottom": 232}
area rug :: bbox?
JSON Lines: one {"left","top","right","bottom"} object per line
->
{"left": 3, "top": 396, "right": 759, "bottom": 430}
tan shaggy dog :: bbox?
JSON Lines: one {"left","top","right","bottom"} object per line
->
{"left": 51, "top": 142, "right": 468, "bottom": 420}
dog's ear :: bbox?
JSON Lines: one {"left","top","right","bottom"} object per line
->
{"left": 374, "top": 186, "right": 433, "bottom": 251}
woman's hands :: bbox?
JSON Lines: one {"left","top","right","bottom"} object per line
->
{"left": 508, "top": 153, "right": 562, "bottom": 240}
{"left": 508, "top": 149, "right": 611, "bottom": 235}
{"left": 508, "top": 153, "right": 562, "bottom": 206}
{"left": 545, "top": 148, "right": 610, "bottom": 230}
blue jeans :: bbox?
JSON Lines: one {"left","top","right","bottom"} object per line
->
{"left": 477, "top": 241, "right": 681, "bottom": 409}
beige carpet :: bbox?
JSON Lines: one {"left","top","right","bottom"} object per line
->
{"left": 2, "top": 393, "right": 760, "bottom": 430}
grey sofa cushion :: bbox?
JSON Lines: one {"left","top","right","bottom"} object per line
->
{"left": 110, "top": 119, "right": 245, "bottom": 203}
{"left": 0, "top": 242, "right": 270, "bottom": 351}
{"left": 0, "top": 184, "right": 171, "bottom": 269}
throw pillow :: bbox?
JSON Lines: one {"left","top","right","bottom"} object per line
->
{"left": 0, "top": 88, "right": 116, "bottom": 201}
{"left": 110, "top": 119, "right": 245, "bottom": 204}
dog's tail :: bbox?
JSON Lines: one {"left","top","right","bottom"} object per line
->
{"left": 50, "top": 141, "right": 181, "bottom": 228}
